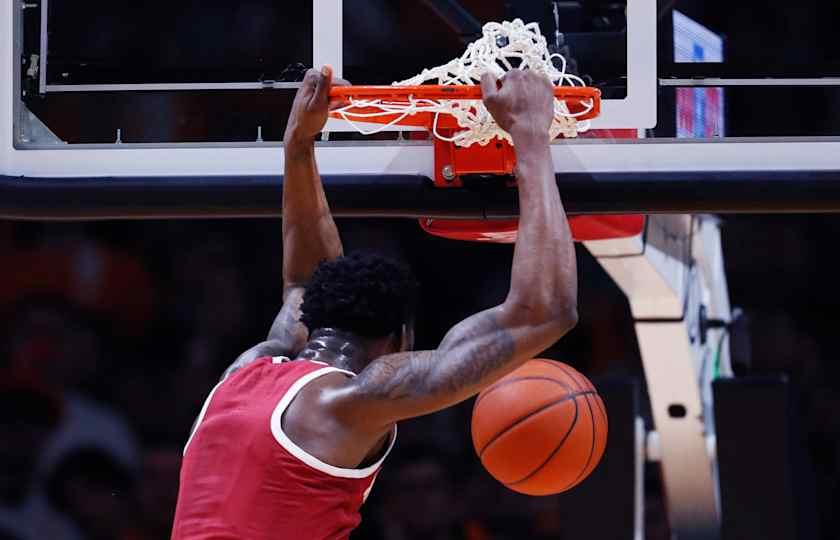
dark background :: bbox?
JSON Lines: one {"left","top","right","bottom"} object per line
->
{"left": 1, "top": 215, "right": 838, "bottom": 539}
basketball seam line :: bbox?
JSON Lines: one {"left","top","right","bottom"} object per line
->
{"left": 507, "top": 397, "right": 581, "bottom": 487}
{"left": 509, "top": 363, "right": 599, "bottom": 491}
{"left": 475, "top": 375, "right": 575, "bottom": 408}
{"left": 551, "top": 361, "right": 590, "bottom": 393}
{"left": 477, "top": 390, "right": 595, "bottom": 459}
{"left": 566, "top": 393, "right": 598, "bottom": 490}
{"left": 592, "top": 394, "right": 608, "bottom": 429}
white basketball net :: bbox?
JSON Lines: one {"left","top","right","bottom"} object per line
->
{"left": 333, "top": 19, "right": 594, "bottom": 147}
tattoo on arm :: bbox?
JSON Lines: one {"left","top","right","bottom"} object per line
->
{"left": 434, "top": 310, "right": 517, "bottom": 394}
{"left": 352, "top": 351, "right": 437, "bottom": 401}
{"left": 220, "top": 288, "right": 308, "bottom": 382}
{"left": 349, "top": 309, "right": 519, "bottom": 420}
{"left": 268, "top": 287, "right": 307, "bottom": 348}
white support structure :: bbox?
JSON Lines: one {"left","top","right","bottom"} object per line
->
{"left": 313, "top": 0, "right": 343, "bottom": 79}
{"left": 585, "top": 215, "right": 732, "bottom": 540}
{"left": 6, "top": 0, "right": 840, "bottom": 176}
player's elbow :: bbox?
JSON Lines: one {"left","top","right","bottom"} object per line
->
{"left": 505, "top": 296, "right": 578, "bottom": 333}
{"left": 544, "top": 301, "right": 578, "bottom": 335}
{"left": 556, "top": 304, "right": 578, "bottom": 334}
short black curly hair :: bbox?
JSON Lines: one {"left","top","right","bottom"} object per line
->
{"left": 300, "top": 252, "right": 418, "bottom": 338}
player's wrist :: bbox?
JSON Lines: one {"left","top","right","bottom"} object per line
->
{"left": 509, "top": 123, "right": 551, "bottom": 147}
{"left": 283, "top": 127, "right": 316, "bottom": 155}
{"left": 510, "top": 127, "right": 552, "bottom": 160}
{"left": 512, "top": 132, "right": 552, "bottom": 180}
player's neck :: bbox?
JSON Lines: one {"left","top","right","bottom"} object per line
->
{"left": 297, "top": 328, "right": 368, "bottom": 374}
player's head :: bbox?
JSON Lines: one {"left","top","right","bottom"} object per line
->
{"left": 301, "top": 252, "right": 418, "bottom": 360}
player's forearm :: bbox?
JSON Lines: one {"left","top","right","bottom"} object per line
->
{"left": 345, "top": 305, "right": 570, "bottom": 426}
{"left": 378, "top": 137, "right": 579, "bottom": 418}
{"left": 282, "top": 136, "right": 343, "bottom": 288}
{"left": 505, "top": 130, "right": 578, "bottom": 325}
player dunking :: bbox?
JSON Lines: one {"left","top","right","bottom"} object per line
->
{"left": 171, "top": 66, "right": 578, "bottom": 540}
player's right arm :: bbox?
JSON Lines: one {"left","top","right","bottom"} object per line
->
{"left": 323, "top": 69, "right": 578, "bottom": 434}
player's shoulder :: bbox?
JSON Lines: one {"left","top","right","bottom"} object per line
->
{"left": 280, "top": 366, "right": 355, "bottom": 436}
{"left": 296, "top": 368, "right": 355, "bottom": 393}
{"left": 285, "top": 367, "right": 355, "bottom": 419}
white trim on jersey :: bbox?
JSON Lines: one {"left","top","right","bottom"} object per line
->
{"left": 184, "top": 356, "right": 289, "bottom": 455}
{"left": 183, "top": 379, "right": 225, "bottom": 455}
{"left": 270, "top": 366, "right": 397, "bottom": 479}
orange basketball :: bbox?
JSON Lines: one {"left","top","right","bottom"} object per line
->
{"left": 471, "top": 359, "right": 608, "bottom": 496}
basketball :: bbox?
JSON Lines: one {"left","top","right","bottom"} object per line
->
{"left": 471, "top": 359, "right": 608, "bottom": 496}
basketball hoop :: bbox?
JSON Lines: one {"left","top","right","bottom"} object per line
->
{"left": 329, "top": 19, "right": 601, "bottom": 188}
{"left": 327, "top": 19, "right": 637, "bottom": 244}
{"left": 330, "top": 19, "right": 600, "bottom": 149}
{"left": 330, "top": 85, "right": 601, "bottom": 145}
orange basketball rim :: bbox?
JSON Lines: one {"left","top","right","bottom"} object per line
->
{"left": 330, "top": 84, "right": 642, "bottom": 244}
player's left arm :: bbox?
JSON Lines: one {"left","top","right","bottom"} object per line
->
{"left": 281, "top": 66, "right": 347, "bottom": 297}
{"left": 223, "top": 67, "right": 349, "bottom": 379}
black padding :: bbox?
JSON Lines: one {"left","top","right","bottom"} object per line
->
{"left": 6, "top": 170, "right": 840, "bottom": 221}
{"left": 713, "top": 376, "right": 820, "bottom": 540}
{"left": 555, "top": 377, "right": 640, "bottom": 540}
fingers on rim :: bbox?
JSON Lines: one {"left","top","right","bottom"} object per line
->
{"left": 303, "top": 68, "right": 320, "bottom": 87}
{"left": 328, "top": 98, "right": 351, "bottom": 111}
{"left": 480, "top": 72, "right": 500, "bottom": 100}
{"left": 306, "top": 66, "right": 333, "bottom": 110}
{"left": 297, "top": 69, "right": 320, "bottom": 103}
{"left": 314, "top": 66, "right": 332, "bottom": 94}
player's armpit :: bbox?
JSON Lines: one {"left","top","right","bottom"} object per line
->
{"left": 320, "top": 303, "right": 575, "bottom": 433}
{"left": 267, "top": 286, "right": 308, "bottom": 349}
{"left": 221, "top": 288, "right": 308, "bottom": 382}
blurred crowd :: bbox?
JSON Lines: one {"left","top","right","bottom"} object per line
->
{"left": 0, "top": 216, "right": 838, "bottom": 539}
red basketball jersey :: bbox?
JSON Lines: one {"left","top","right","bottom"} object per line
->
{"left": 171, "top": 357, "right": 396, "bottom": 540}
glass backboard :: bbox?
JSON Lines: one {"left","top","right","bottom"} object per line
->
{"left": 15, "top": 0, "right": 655, "bottom": 145}
{"left": 40, "top": 0, "right": 312, "bottom": 90}
{"left": 5, "top": 0, "right": 840, "bottom": 217}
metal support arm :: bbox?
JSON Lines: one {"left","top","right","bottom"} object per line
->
{"left": 585, "top": 215, "right": 732, "bottom": 540}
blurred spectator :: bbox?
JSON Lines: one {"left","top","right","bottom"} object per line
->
{"left": 5, "top": 298, "right": 102, "bottom": 392}
{"left": 165, "top": 236, "right": 247, "bottom": 346}
{"left": 366, "top": 445, "right": 478, "bottom": 540}
{"left": 123, "top": 446, "right": 182, "bottom": 540}
{"left": 45, "top": 448, "right": 136, "bottom": 540}
{"left": 0, "top": 374, "right": 62, "bottom": 540}
{"left": 4, "top": 299, "right": 139, "bottom": 478}
{"left": 0, "top": 234, "right": 157, "bottom": 336}
{"left": 459, "top": 466, "right": 537, "bottom": 540}
{"left": 111, "top": 335, "right": 220, "bottom": 445}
